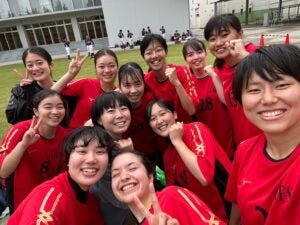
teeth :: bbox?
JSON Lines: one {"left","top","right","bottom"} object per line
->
{"left": 115, "top": 121, "right": 125, "bottom": 126}
{"left": 261, "top": 110, "right": 283, "bottom": 117}
{"left": 158, "top": 124, "right": 168, "bottom": 131}
{"left": 122, "top": 184, "right": 135, "bottom": 191}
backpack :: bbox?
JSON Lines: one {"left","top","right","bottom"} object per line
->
{"left": 5, "top": 85, "right": 28, "bottom": 125}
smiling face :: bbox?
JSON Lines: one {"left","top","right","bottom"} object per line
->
{"left": 143, "top": 41, "right": 167, "bottom": 72}
{"left": 95, "top": 55, "right": 118, "bottom": 85}
{"left": 98, "top": 101, "right": 131, "bottom": 139}
{"left": 25, "top": 53, "right": 53, "bottom": 82}
{"left": 207, "top": 27, "right": 243, "bottom": 60}
{"left": 68, "top": 138, "right": 108, "bottom": 191}
{"left": 111, "top": 152, "right": 153, "bottom": 204}
{"left": 33, "top": 94, "right": 65, "bottom": 127}
{"left": 184, "top": 46, "right": 207, "bottom": 74}
{"left": 242, "top": 72, "right": 300, "bottom": 135}
{"left": 149, "top": 103, "right": 177, "bottom": 137}
{"left": 120, "top": 73, "right": 145, "bottom": 108}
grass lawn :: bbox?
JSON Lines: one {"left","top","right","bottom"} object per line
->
{"left": 0, "top": 42, "right": 214, "bottom": 141}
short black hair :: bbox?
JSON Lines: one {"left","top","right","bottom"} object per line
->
{"left": 233, "top": 44, "right": 300, "bottom": 104}
{"left": 140, "top": 34, "right": 168, "bottom": 57}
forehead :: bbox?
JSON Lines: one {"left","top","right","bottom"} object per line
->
{"left": 145, "top": 41, "right": 163, "bottom": 50}
{"left": 25, "top": 53, "right": 47, "bottom": 62}
{"left": 96, "top": 54, "right": 117, "bottom": 64}
{"left": 112, "top": 152, "right": 140, "bottom": 167}
{"left": 39, "top": 95, "right": 62, "bottom": 104}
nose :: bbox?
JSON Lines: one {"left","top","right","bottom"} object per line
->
{"left": 129, "top": 85, "right": 137, "bottom": 93}
{"left": 115, "top": 108, "right": 124, "bottom": 118}
{"left": 120, "top": 170, "right": 130, "bottom": 180}
{"left": 86, "top": 151, "right": 97, "bottom": 163}
{"left": 261, "top": 87, "right": 277, "bottom": 104}
{"left": 215, "top": 36, "right": 224, "bottom": 46}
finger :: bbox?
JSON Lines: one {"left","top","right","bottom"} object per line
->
{"left": 133, "top": 195, "right": 152, "bottom": 219}
{"left": 33, "top": 117, "right": 42, "bottom": 131}
{"left": 25, "top": 69, "right": 29, "bottom": 79}
{"left": 167, "top": 218, "right": 180, "bottom": 225}
{"left": 30, "top": 116, "right": 37, "bottom": 129}
{"left": 149, "top": 183, "right": 161, "bottom": 214}
{"left": 13, "top": 69, "right": 24, "bottom": 79}
{"left": 80, "top": 55, "right": 89, "bottom": 64}
{"left": 75, "top": 49, "right": 80, "bottom": 61}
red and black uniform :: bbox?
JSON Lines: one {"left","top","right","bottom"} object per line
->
{"left": 61, "top": 78, "right": 115, "bottom": 131}
{"left": 8, "top": 172, "right": 104, "bottom": 225}
{"left": 140, "top": 186, "right": 226, "bottom": 225}
{"left": 192, "top": 75, "right": 234, "bottom": 158}
{"left": 124, "top": 91, "right": 157, "bottom": 156}
{"left": 0, "top": 120, "right": 67, "bottom": 212}
{"left": 225, "top": 134, "right": 300, "bottom": 225}
{"left": 164, "top": 122, "right": 231, "bottom": 222}
{"left": 144, "top": 64, "right": 198, "bottom": 123}
{"left": 215, "top": 43, "right": 261, "bottom": 148}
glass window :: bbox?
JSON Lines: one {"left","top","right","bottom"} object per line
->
{"left": 79, "top": 23, "right": 88, "bottom": 39}
{"left": 50, "top": 26, "right": 60, "bottom": 43}
{"left": 12, "top": 32, "right": 23, "bottom": 48}
{"left": 43, "top": 27, "right": 52, "bottom": 44}
{"left": 101, "top": 20, "right": 107, "bottom": 36}
{"left": 86, "top": 22, "right": 95, "bottom": 38}
{"left": 40, "top": 0, "right": 53, "bottom": 12}
{"left": 57, "top": 26, "right": 66, "bottom": 41}
{"left": 0, "top": 0, "right": 11, "bottom": 19}
{"left": 0, "top": 34, "right": 9, "bottom": 50}
{"left": 26, "top": 30, "right": 37, "bottom": 47}
{"left": 73, "top": 0, "right": 83, "bottom": 9}
{"left": 35, "top": 29, "right": 45, "bottom": 45}
{"left": 66, "top": 25, "right": 75, "bottom": 41}
{"left": 52, "top": 0, "right": 63, "bottom": 11}
{"left": 61, "top": 0, "right": 74, "bottom": 10}
{"left": 5, "top": 33, "right": 16, "bottom": 49}
{"left": 94, "top": 0, "right": 101, "bottom": 6}
{"left": 94, "top": 21, "right": 101, "bottom": 38}
{"left": 16, "top": 0, "right": 32, "bottom": 15}
{"left": 64, "top": 19, "right": 71, "bottom": 23}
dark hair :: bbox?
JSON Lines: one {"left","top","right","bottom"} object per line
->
{"left": 182, "top": 38, "right": 206, "bottom": 60}
{"left": 140, "top": 34, "right": 168, "bottom": 57}
{"left": 91, "top": 91, "right": 132, "bottom": 127}
{"left": 233, "top": 44, "right": 300, "bottom": 104}
{"left": 94, "top": 48, "right": 119, "bottom": 67}
{"left": 63, "top": 126, "right": 115, "bottom": 164}
{"left": 118, "top": 62, "right": 144, "bottom": 87}
{"left": 32, "top": 89, "right": 69, "bottom": 124}
{"left": 22, "top": 47, "right": 52, "bottom": 66}
{"left": 204, "top": 14, "right": 242, "bottom": 69}
{"left": 111, "top": 149, "right": 156, "bottom": 176}
{"left": 145, "top": 99, "right": 174, "bottom": 125}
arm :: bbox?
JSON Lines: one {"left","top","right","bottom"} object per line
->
{"left": 51, "top": 50, "right": 88, "bottom": 92}
{"left": 0, "top": 118, "right": 41, "bottom": 178}
{"left": 229, "top": 203, "right": 241, "bottom": 225}
{"left": 204, "top": 65, "right": 226, "bottom": 105}
{"left": 169, "top": 122, "right": 208, "bottom": 185}
{"left": 165, "top": 67, "right": 196, "bottom": 115}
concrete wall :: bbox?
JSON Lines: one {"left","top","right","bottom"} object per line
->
{"left": 102, "top": 0, "right": 190, "bottom": 46}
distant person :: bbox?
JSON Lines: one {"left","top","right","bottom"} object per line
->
{"left": 160, "top": 25, "right": 166, "bottom": 39}
{"left": 186, "top": 30, "right": 192, "bottom": 40}
{"left": 118, "top": 29, "right": 126, "bottom": 50}
{"left": 63, "top": 38, "right": 71, "bottom": 60}
{"left": 141, "top": 28, "right": 146, "bottom": 40}
{"left": 147, "top": 26, "right": 152, "bottom": 34}
{"left": 173, "top": 30, "right": 180, "bottom": 43}
{"left": 85, "top": 35, "right": 95, "bottom": 58}
{"left": 127, "top": 30, "right": 134, "bottom": 49}
{"left": 8, "top": 126, "right": 113, "bottom": 225}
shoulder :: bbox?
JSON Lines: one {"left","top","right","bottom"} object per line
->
{"left": 235, "top": 134, "right": 266, "bottom": 160}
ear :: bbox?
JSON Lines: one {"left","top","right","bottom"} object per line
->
{"left": 239, "top": 29, "right": 244, "bottom": 39}
{"left": 149, "top": 174, "right": 154, "bottom": 183}
{"left": 173, "top": 111, "right": 178, "bottom": 120}
{"left": 33, "top": 108, "right": 39, "bottom": 117}
{"left": 97, "top": 118, "right": 103, "bottom": 126}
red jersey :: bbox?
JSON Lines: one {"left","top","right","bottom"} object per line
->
{"left": 193, "top": 75, "right": 234, "bottom": 158}
{"left": 124, "top": 91, "right": 157, "bottom": 155}
{"left": 164, "top": 122, "right": 231, "bottom": 222}
{"left": 142, "top": 186, "right": 226, "bottom": 225}
{"left": 8, "top": 172, "right": 104, "bottom": 225}
{"left": 61, "top": 78, "right": 115, "bottom": 131}
{"left": 144, "top": 64, "right": 198, "bottom": 123}
{"left": 215, "top": 43, "right": 261, "bottom": 148}
{"left": 0, "top": 120, "right": 67, "bottom": 211}
{"left": 225, "top": 134, "right": 300, "bottom": 225}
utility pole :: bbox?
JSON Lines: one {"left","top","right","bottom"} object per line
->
{"left": 245, "top": 0, "right": 249, "bottom": 25}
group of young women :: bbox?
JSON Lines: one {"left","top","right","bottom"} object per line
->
{"left": 1, "top": 13, "right": 300, "bottom": 225}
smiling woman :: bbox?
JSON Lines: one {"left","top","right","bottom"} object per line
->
{"left": 7, "top": 126, "right": 113, "bottom": 225}
{"left": 0, "top": 89, "right": 68, "bottom": 214}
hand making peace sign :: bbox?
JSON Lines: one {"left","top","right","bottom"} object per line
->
{"left": 13, "top": 68, "right": 32, "bottom": 87}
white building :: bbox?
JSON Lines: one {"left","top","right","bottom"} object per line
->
{"left": 0, "top": 0, "right": 189, "bottom": 63}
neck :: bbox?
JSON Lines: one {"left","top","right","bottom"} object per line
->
{"left": 194, "top": 68, "right": 207, "bottom": 79}
{"left": 265, "top": 130, "right": 300, "bottom": 160}
{"left": 38, "top": 123, "right": 57, "bottom": 139}
{"left": 37, "top": 79, "right": 54, "bottom": 89}
{"left": 101, "top": 82, "right": 115, "bottom": 92}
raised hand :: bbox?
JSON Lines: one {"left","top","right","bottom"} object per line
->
{"left": 134, "top": 183, "right": 180, "bottom": 225}
{"left": 22, "top": 116, "right": 41, "bottom": 147}
{"left": 226, "top": 39, "right": 250, "bottom": 64}
{"left": 168, "top": 122, "right": 184, "bottom": 143}
{"left": 114, "top": 138, "right": 134, "bottom": 151}
{"left": 165, "top": 67, "right": 181, "bottom": 87}
{"left": 68, "top": 49, "right": 89, "bottom": 79}
{"left": 13, "top": 68, "right": 32, "bottom": 87}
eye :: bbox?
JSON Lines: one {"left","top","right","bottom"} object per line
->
{"left": 75, "top": 149, "right": 87, "bottom": 155}
{"left": 120, "top": 106, "right": 129, "bottom": 111}
{"left": 96, "top": 147, "right": 107, "bottom": 155}
{"left": 276, "top": 83, "right": 290, "bottom": 89}
{"left": 105, "top": 107, "right": 115, "bottom": 113}
{"left": 129, "top": 166, "right": 137, "bottom": 172}
{"left": 246, "top": 88, "right": 261, "bottom": 94}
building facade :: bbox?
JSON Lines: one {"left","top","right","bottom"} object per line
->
{"left": 0, "top": 0, "right": 189, "bottom": 63}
